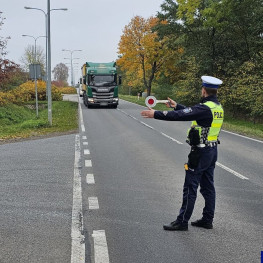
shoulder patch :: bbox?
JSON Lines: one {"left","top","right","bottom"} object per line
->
{"left": 163, "top": 111, "right": 168, "bottom": 116}
{"left": 183, "top": 107, "right": 192, "bottom": 114}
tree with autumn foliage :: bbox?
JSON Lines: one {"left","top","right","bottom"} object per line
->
{"left": 117, "top": 16, "right": 179, "bottom": 96}
{"left": 156, "top": 0, "right": 263, "bottom": 122}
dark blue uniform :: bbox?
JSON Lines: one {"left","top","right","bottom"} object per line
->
{"left": 154, "top": 95, "right": 220, "bottom": 225}
{"left": 154, "top": 95, "right": 220, "bottom": 126}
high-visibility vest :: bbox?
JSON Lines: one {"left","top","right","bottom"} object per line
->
{"left": 189, "top": 101, "right": 224, "bottom": 144}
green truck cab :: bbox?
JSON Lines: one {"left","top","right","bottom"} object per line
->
{"left": 81, "top": 62, "right": 121, "bottom": 108}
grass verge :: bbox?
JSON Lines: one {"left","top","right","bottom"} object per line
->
{"left": 120, "top": 95, "right": 263, "bottom": 140}
{"left": 0, "top": 101, "right": 78, "bottom": 141}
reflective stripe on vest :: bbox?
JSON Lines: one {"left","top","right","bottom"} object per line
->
{"left": 190, "top": 101, "right": 224, "bottom": 143}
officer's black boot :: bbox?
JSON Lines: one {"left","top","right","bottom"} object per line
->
{"left": 163, "top": 221, "right": 188, "bottom": 231}
{"left": 191, "top": 219, "right": 213, "bottom": 229}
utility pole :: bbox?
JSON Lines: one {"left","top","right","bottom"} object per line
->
{"left": 47, "top": 0, "right": 52, "bottom": 125}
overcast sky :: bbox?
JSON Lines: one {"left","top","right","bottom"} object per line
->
{"left": 1, "top": 0, "right": 164, "bottom": 81}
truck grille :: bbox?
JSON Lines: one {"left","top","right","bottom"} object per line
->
{"left": 93, "top": 91, "right": 114, "bottom": 101}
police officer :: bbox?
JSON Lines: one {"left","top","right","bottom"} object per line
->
{"left": 141, "top": 76, "right": 224, "bottom": 231}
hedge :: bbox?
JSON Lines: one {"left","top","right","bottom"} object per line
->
{"left": 0, "top": 80, "right": 62, "bottom": 106}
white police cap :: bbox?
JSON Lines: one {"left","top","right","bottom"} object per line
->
{"left": 201, "top": 76, "right": 223, "bottom": 89}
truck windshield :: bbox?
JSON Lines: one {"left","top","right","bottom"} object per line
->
{"left": 90, "top": 75, "right": 116, "bottom": 87}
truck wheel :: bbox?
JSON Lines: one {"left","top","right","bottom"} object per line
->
{"left": 83, "top": 94, "right": 88, "bottom": 106}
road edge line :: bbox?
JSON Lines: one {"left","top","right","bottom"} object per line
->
{"left": 221, "top": 129, "right": 263, "bottom": 144}
{"left": 71, "top": 134, "right": 85, "bottom": 263}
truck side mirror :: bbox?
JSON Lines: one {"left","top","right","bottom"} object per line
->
{"left": 118, "top": 76, "right": 122, "bottom": 85}
{"left": 83, "top": 78, "right": 86, "bottom": 85}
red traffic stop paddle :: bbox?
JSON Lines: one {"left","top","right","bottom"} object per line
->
{"left": 145, "top": 96, "right": 168, "bottom": 108}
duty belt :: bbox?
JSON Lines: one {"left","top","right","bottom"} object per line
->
{"left": 197, "top": 141, "right": 218, "bottom": 148}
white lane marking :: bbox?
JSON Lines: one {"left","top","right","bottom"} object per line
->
{"left": 86, "top": 174, "right": 95, "bottom": 184}
{"left": 79, "top": 100, "right": 85, "bottom": 132}
{"left": 88, "top": 197, "right": 99, "bottom": 209}
{"left": 92, "top": 230, "right": 110, "bottom": 263}
{"left": 216, "top": 162, "right": 249, "bottom": 180}
{"left": 84, "top": 149, "right": 90, "bottom": 155}
{"left": 82, "top": 136, "right": 87, "bottom": 140}
{"left": 160, "top": 132, "right": 183, "bottom": 145}
{"left": 117, "top": 108, "right": 183, "bottom": 145}
{"left": 221, "top": 129, "right": 263, "bottom": 144}
{"left": 85, "top": 160, "right": 92, "bottom": 167}
{"left": 71, "top": 135, "right": 85, "bottom": 263}
{"left": 79, "top": 99, "right": 85, "bottom": 132}
{"left": 140, "top": 121, "right": 154, "bottom": 130}
{"left": 83, "top": 142, "right": 88, "bottom": 146}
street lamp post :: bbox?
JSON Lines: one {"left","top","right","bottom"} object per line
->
{"left": 24, "top": 6, "right": 48, "bottom": 95}
{"left": 22, "top": 34, "right": 46, "bottom": 117}
{"left": 64, "top": 57, "right": 80, "bottom": 87}
{"left": 62, "top": 50, "right": 82, "bottom": 87}
{"left": 65, "top": 62, "right": 80, "bottom": 86}
{"left": 24, "top": 7, "right": 67, "bottom": 93}
{"left": 47, "top": 0, "right": 52, "bottom": 125}
{"left": 73, "top": 67, "right": 80, "bottom": 86}
{"left": 24, "top": 4, "right": 67, "bottom": 125}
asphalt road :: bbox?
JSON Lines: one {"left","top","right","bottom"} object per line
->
{"left": 0, "top": 95, "right": 262, "bottom": 263}
{"left": 0, "top": 134, "right": 76, "bottom": 262}
{"left": 80, "top": 98, "right": 263, "bottom": 263}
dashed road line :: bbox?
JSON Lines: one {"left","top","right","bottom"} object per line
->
{"left": 85, "top": 160, "right": 92, "bottom": 167}
{"left": 84, "top": 149, "right": 90, "bottom": 155}
{"left": 86, "top": 174, "right": 95, "bottom": 184}
{"left": 92, "top": 230, "right": 110, "bottom": 263}
{"left": 160, "top": 132, "right": 183, "bottom": 145}
{"left": 83, "top": 142, "right": 88, "bottom": 146}
{"left": 71, "top": 135, "right": 85, "bottom": 263}
{"left": 216, "top": 162, "right": 249, "bottom": 180}
{"left": 117, "top": 108, "right": 183, "bottom": 145}
{"left": 140, "top": 121, "right": 154, "bottom": 130}
{"left": 82, "top": 136, "right": 87, "bottom": 140}
{"left": 88, "top": 197, "right": 99, "bottom": 209}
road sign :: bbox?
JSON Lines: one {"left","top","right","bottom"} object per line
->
{"left": 29, "top": 64, "right": 42, "bottom": 80}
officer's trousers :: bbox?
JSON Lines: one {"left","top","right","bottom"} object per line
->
{"left": 177, "top": 146, "right": 218, "bottom": 225}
